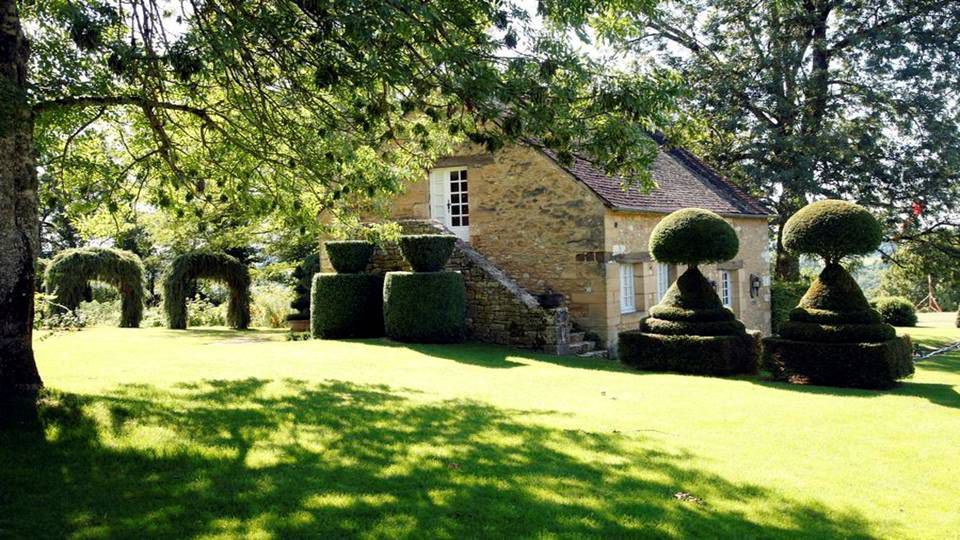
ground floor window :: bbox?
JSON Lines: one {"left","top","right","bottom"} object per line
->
{"left": 720, "top": 270, "right": 733, "bottom": 308}
{"left": 620, "top": 263, "right": 636, "bottom": 314}
{"left": 656, "top": 262, "right": 671, "bottom": 303}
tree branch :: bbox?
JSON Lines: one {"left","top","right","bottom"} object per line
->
{"left": 32, "top": 95, "right": 218, "bottom": 128}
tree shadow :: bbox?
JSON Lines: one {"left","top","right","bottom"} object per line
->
{"left": 0, "top": 379, "right": 881, "bottom": 538}
{"left": 749, "top": 376, "right": 960, "bottom": 410}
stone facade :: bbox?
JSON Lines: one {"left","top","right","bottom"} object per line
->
{"left": 375, "top": 143, "right": 773, "bottom": 355}
{"left": 320, "top": 220, "right": 570, "bottom": 353}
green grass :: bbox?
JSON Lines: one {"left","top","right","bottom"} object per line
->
{"left": 2, "top": 318, "right": 958, "bottom": 539}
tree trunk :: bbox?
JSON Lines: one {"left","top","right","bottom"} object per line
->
{"left": 0, "top": 0, "right": 42, "bottom": 427}
{"left": 774, "top": 211, "right": 801, "bottom": 281}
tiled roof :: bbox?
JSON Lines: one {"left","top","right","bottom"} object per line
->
{"left": 540, "top": 135, "right": 771, "bottom": 217}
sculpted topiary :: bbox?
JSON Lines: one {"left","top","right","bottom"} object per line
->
{"left": 763, "top": 200, "right": 913, "bottom": 389}
{"left": 619, "top": 209, "right": 759, "bottom": 375}
{"left": 163, "top": 251, "right": 251, "bottom": 330}
{"left": 45, "top": 247, "right": 145, "bottom": 328}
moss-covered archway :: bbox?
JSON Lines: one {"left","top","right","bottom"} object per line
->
{"left": 45, "top": 248, "right": 145, "bottom": 328}
{"left": 163, "top": 251, "right": 251, "bottom": 329}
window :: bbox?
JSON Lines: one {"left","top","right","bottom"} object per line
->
{"left": 656, "top": 263, "right": 671, "bottom": 302}
{"left": 720, "top": 270, "right": 733, "bottom": 308}
{"left": 620, "top": 264, "right": 636, "bottom": 314}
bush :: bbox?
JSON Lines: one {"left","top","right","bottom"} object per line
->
{"left": 163, "top": 251, "right": 250, "bottom": 330}
{"left": 399, "top": 235, "right": 457, "bottom": 272}
{"left": 771, "top": 279, "right": 809, "bottom": 333}
{"left": 870, "top": 296, "right": 918, "bottom": 327}
{"left": 618, "top": 330, "right": 760, "bottom": 375}
{"left": 640, "top": 317, "right": 746, "bottom": 336}
{"left": 797, "top": 263, "right": 873, "bottom": 314}
{"left": 186, "top": 295, "right": 227, "bottom": 327}
{"left": 289, "top": 254, "right": 320, "bottom": 321}
{"left": 778, "top": 320, "right": 896, "bottom": 343}
{"left": 311, "top": 273, "right": 384, "bottom": 338}
{"left": 782, "top": 200, "right": 882, "bottom": 263}
{"left": 77, "top": 299, "right": 122, "bottom": 327}
{"left": 649, "top": 208, "right": 739, "bottom": 265}
{"left": 383, "top": 271, "right": 466, "bottom": 343}
{"left": 324, "top": 241, "right": 374, "bottom": 273}
{"left": 252, "top": 282, "right": 294, "bottom": 328}
{"left": 762, "top": 335, "right": 914, "bottom": 389}
{"left": 45, "top": 247, "right": 145, "bottom": 328}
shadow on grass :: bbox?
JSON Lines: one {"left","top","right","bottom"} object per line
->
{"left": 1, "top": 379, "right": 879, "bottom": 538}
{"left": 749, "top": 377, "right": 960, "bottom": 410}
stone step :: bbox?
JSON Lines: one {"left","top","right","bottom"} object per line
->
{"left": 578, "top": 349, "right": 609, "bottom": 359}
{"left": 569, "top": 331, "right": 586, "bottom": 343}
{"left": 568, "top": 340, "right": 596, "bottom": 355}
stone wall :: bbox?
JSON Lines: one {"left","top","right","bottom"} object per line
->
{"left": 320, "top": 220, "right": 571, "bottom": 353}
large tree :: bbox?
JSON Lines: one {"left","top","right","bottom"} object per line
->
{"left": 0, "top": 0, "right": 678, "bottom": 420}
{"left": 575, "top": 0, "right": 960, "bottom": 279}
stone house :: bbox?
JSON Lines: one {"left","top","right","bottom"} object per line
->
{"left": 323, "top": 137, "right": 772, "bottom": 356}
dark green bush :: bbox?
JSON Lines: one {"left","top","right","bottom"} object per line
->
{"left": 311, "top": 273, "right": 384, "bottom": 338}
{"left": 789, "top": 306, "right": 881, "bottom": 325}
{"left": 163, "top": 251, "right": 250, "bottom": 329}
{"left": 45, "top": 247, "right": 145, "bottom": 328}
{"left": 797, "top": 263, "right": 873, "bottom": 314}
{"left": 778, "top": 321, "right": 896, "bottom": 343}
{"left": 870, "top": 296, "right": 918, "bottom": 327}
{"left": 649, "top": 208, "right": 739, "bottom": 265}
{"left": 782, "top": 200, "right": 882, "bottom": 263}
{"left": 640, "top": 317, "right": 745, "bottom": 336}
{"left": 324, "top": 241, "right": 375, "bottom": 273}
{"left": 648, "top": 305, "right": 734, "bottom": 322}
{"left": 618, "top": 330, "right": 760, "bottom": 375}
{"left": 762, "top": 335, "right": 914, "bottom": 389}
{"left": 383, "top": 271, "right": 466, "bottom": 343}
{"left": 398, "top": 235, "right": 457, "bottom": 272}
{"left": 289, "top": 254, "right": 321, "bottom": 321}
{"left": 771, "top": 279, "right": 808, "bottom": 333}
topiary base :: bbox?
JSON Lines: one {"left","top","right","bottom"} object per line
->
{"left": 311, "top": 273, "right": 384, "bottom": 339}
{"left": 383, "top": 271, "right": 466, "bottom": 343}
{"left": 761, "top": 335, "right": 913, "bottom": 389}
{"left": 618, "top": 330, "right": 760, "bottom": 375}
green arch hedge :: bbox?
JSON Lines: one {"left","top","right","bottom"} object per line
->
{"left": 163, "top": 251, "right": 251, "bottom": 329}
{"left": 45, "top": 247, "right": 145, "bottom": 328}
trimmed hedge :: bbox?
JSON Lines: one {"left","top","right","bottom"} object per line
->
{"left": 771, "top": 279, "right": 808, "bottom": 333}
{"left": 762, "top": 335, "right": 914, "bottom": 389}
{"left": 398, "top": 235, "right": 456, "bottom": 272}
{"left": 45, "top": 247, "right": 145, "bottom": 328}
{"left": 798, "top": 263, "right": 872, "bottom": 314}
{"left": 640, "top": 317, "right": 746, "bottom": 336}
{"left": 649, "top": 208, "right": 739, "bottom": 265}
{"left": 383, "top": 271, "right": 466, "bottom": 343}
{"left": 789, "top": 306, "right": 881, "bottom": 325}
{"left": 311, "top": 273, "right": 384, "bottom": 338}
{"left": 324, "top": 241, "right": 374, "bottom": 273}
{"left": 778, "top": 321, "right": 896, "bottom": 343}
{"left": 870, "top": 296, "right": 918, "bottom": 327}
{"left": 163, "top": 251, "right": 251, "bottom": 329}
{"left": 782, "top": 199, "right": 882, "bottom": 263}
{"left": 619, "top": 330, "right": 760, "bottom": 375}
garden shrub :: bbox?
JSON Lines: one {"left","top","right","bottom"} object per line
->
{"left": 324, "top": 241, "right": 374, "bottom": 273}
{"left": 619, "top": 330, "right": 760, "bottom": 375}
{"left": 649, "top": 208, "right": 739, "bottom": 265}
{"left": 771, "top": 279, "right": 809, "bottom": 333}
{"left": 782, "top": 199, "right": 882, "bottom": 264}
{"left": 289, "top": 254, "right": 320, "bottom": 322}
{"left": 762, "top": 335, "right": 914, "bottom": 389}
{"left": 383, "top": 271, "right": 466, "bottom": 343}
{"left": 870, "top": 296, "right": 917, "bottom": 327}
{"left": 186, "top": 295, "right": 227, "bottom": 327}
{"left": 311, "top": 273, "right": 384, "bottom": 338}
{"left": 252, "top": 282, "right": 294, "bottom": 328}
{"left": 398, "top": 235, "right": 457, "bottom": 272}
{"left": 45, "top": 247, "right": 145, "bottom": 328}
{"left": 163, "top": 251, "right": 251, "bottom": 329}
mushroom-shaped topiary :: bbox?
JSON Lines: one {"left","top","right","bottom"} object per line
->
{"left": 782, "top": 199, "right": 882, "bottom": 264}
{"left": 618, "top": 208, "right": 758, "bottom": 375}
{"left": 763, "top": 199, "right": 913, "bottom": 389}
{"left": 650, "top": 208, "right": 739, "bottom": 266}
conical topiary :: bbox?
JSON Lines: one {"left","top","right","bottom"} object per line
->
{"left": 618, "top": 208, "right": 759, "bottom": 375}
{"left": 762, "top": 200, "right": 913, "bottom": 389}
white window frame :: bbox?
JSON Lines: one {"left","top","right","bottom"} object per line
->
{"left": 656, "top": 263, "right": 671, "bottom": 302}
{"left": 620, "top": 263, "right": 636, "bottom": 314}
{"left": 720, "top": 270, "right": 733, "bottom": 308}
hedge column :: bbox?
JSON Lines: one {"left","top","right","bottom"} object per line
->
{"left": 311, "top": 241, "right": 384, "bottom": 339}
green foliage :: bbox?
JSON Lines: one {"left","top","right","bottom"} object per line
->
{"left": 398, "top": 235, "right": 457, "bottom": 272}
{"left": 311, "top": 274, "right": 384, "bottom": 339}
{"left": 45, "top": 247, "right": 145, "bottom": 328}
{"left": 289, "top": 254, "right": 320, "bottom": 321}
{"left": 782, "top": 200, "right": 883, "bottom": 263}
{"left": 655, "top": 266, "right": 728, "bottom": 312}
{"left": 879, "top": 232, "right": 960, "bottom": 311}
{"left": 870, "top": 296, "right": 918, "bottom": 327}
{"left": 186, "top": 296, "right": 227, "bottom": 327}
{"left": 383, "top": 272, "right": 466, "bottom": 343}
{"left": 251, "top": 283, "right": 294, "bottom": 329}
{"left": 35, "top": 258, "right": 50, "bottom": 292}
{"left": 640, "top": 317, "right": 745, "bottom": 336}
{"left": 771, "top": 280, "right": 809, "bottom": 334}
{"left": 324, "top": 241, "right": 375, "bottom": 274}
{"left": 778, "top": 321, "right": 896, "bottom": 343}
{"left": 163, "top": 251, "right": 251, "bottom": 330}
{"left": 762, "top": 336, "right": 914, "bottom": 389}
{"left": 649, "top": 208, "right": 739, "bottom": 265}
{"left": 796, "top": 263, "right": 873, "bottom": 316}
{"left": 618, "top": 330, "right": 759, "bottom": 375}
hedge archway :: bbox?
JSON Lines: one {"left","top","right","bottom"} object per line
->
{"left": 163, "top": 251, "right": 251, "bottom": 329}
{"left": 45, "top": 247, "right": 145, "bottom": 328}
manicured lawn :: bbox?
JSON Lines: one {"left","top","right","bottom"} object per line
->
{"left": 2, "top": 321, "right": 958, "bottom": 538}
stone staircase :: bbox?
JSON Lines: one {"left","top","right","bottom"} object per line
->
{"left": 567, "top": 331, "right": 608, "bottom": 359}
